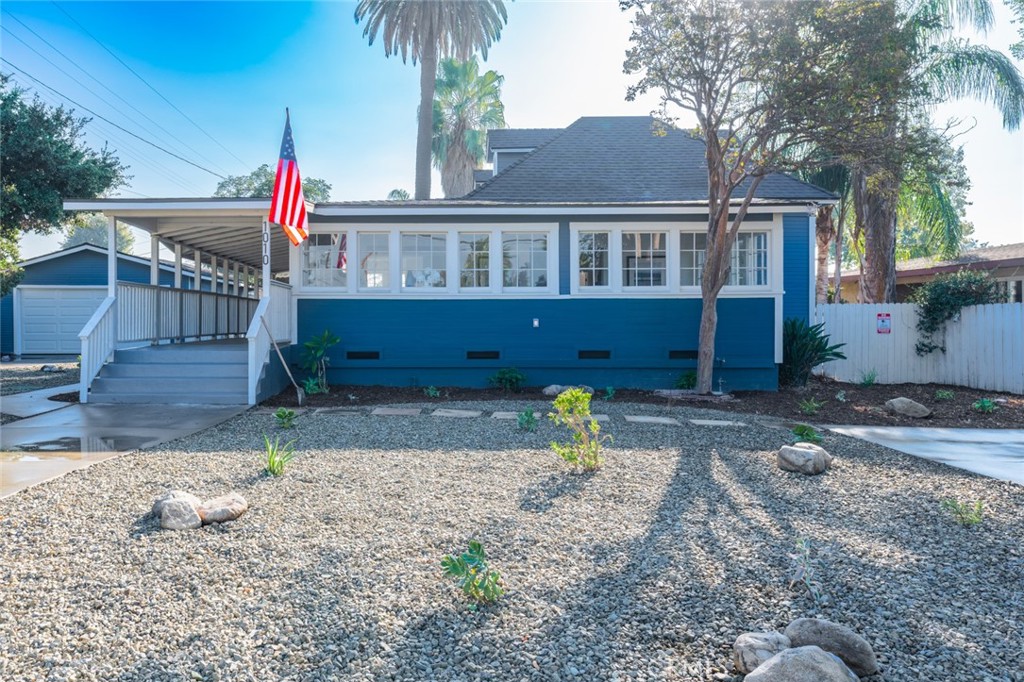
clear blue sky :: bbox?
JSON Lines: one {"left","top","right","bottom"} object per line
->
{"left": 3, "top": 0, "right": 1022, "bottom": 259}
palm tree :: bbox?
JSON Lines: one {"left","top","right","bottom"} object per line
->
{"left": 856, "top": 0, "right": 1024, "bottom": 302}
{"left": 354, "top": 0, "right": 509, "bottom": 201}
{"left": 432, "top": 58, "right": 506, "bottom": 198}
{"left": 386, "top": 188, "right": 410, "bottom": 200}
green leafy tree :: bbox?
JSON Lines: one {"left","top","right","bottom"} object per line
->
{"left": 1, "top": 75, "right": 127, "bottom": 292}
{"left": 1009, "top": 0, "right": 1024, "bottom": 59}
{"left": 214, "top": 163, "right": 332, "bottom": 202}
{"left": 624, "top": 0, "right": 915, "bottom": 393}
{"left": 60, "top": 212, "right": 135, "bottom": 252}
{"left": 354, "top": 0, "right": 509, "bottom": 200}
{"left": 855, "top": 0, "right": 1024, "bottom": 303}
{"left": 432, "top": 57, "right": 506, "bottom": 198}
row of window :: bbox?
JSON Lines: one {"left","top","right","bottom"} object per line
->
{"left": 301, "top": 227, "right": 771, "bottom": 292}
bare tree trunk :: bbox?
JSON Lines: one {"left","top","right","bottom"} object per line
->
{"left": 832, "top": 205, "right": 844, "bottom": 302}
{"left": 415, "top": 43, "right": 438, "bottom": 201}
{"left": 697, "top": 206, "right": 731, "bottom": 394}
{"left": 815, "top": 205, "right": 836, "bottom": 303}
{"left": 854, "top": 169, "right": 898, "bottom": 303}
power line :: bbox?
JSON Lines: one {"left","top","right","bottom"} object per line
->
{"left": 2, "top": 59, "right": 227, "bottom": 179}
{"left": 51, "top": 1, "right": 251, "bottom": 169}
{"left": 1, "top": 11, "right": 234, "bottom": 177}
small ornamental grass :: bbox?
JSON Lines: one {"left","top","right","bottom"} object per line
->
{"left": 263, "top": 434, "right": 296, "bottom": 476}
{"left": 859, "top": 369, "right": 878, "bottom": 387}
{"left": 791, "top": 423, "right": 823, "bottom": 444}
{"left": 972, "top": 398, "right": 998, "bottom": 413}
{"left": 798, "top": 397, "right": 824, "bottom": 416}
{"left": 934, "top": 389, "right": 955, "bottom": 401}
{"left": 941, "top": 498, "right": 984, "bottom": 527}
{"left": 516, "top": 409, "right": 537, "bottom": 432}
{"left": 441, "top": 541, "right": 504, "bottom": 607}
{"left": 548, "top": 388, "right": 611, "bottom": 471}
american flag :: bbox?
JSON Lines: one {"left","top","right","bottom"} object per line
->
{"left": 269, "top": 109, "right": 308, "bottom": 246}
{"left": 336, "top": 233, "right": 347, "bottom": 269}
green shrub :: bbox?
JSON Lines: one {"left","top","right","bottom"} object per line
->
{"left": 301, "top": 329, "right": 340, "bottom": 394}
{"left": 274, "top": 407, "right": 296, "bottom": 428}
{"left": 441, "top": 541, "right": 504, "bottom": 606}
{"left": 602, "top": 386, "right": 616, "bottom": 401}
{"left": 792, "top": 423, "right": 823, "bottom": 444}
{"left": 488, "top": 367, "right": 526, "bottom": 392}
{"left": 912, "top": 271, "right": 1001, "bottom": 355}
{"left": 859, "top": 369, "right": 878, "bottom": 387}
{"left": 934, "top": 389, "right": 955, "bottom": 401}
{"left": 424, "top": 385, "right": 441, "bottom": 398}
{"left": 517, "top": 409, "right": 537, "bottom": 432}
{"left": 548, "top": 388, "right": 611, "bottom": 471}
{"left": 798, "top": 397, "right": 824, "bottom": 415}
{"left": 264, "top": 434, "right": 296, "bottom": 476}
{"left": 302, "top": 376, "right": 323, "bottom": 396}
{"left": 675, "top": 371, "right": 697, "bottom": 390}
{"left": 779, "top": 318, "right": 846, "bottom": 387}
{"left": 972, "top": 398, "right": 998, "bottom": 413}
{"left": 940, "top": 498, "right": 984, "bottom": 526}
{"left": 834, "top": 390, "right": 847, "bottom": 402}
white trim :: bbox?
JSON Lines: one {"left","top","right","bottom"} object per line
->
{"left": 808, "top": 214, "right": 816, "bottom": 321}
{"left": 313, "top": 204, "right": 833, "bottom": 217}
{"left": 12, "top": 287, "right": 22, "bottom": 356}
{"left": 774, "top": 295, "right": 784, "bottom": 364}
{"left": 16, "top": 242, "right": 199, "bottom": 277}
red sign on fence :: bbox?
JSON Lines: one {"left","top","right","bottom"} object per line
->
{"left": 877, "top": 313, "right": 891, "bottom": 334}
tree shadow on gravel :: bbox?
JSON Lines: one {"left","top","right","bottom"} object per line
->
{"left": 518, "top": 471, "right": 595, "bottom": 513}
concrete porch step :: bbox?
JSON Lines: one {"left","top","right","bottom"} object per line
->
{"left": 114, "top": 345, "right": 248, "bottom": 364}
{"left": 100, "top": 363, "right": 247, "bottom": 378}
{"left": 90, "top": 377, "right": 247, "bottom": 394}
{"left": 86, "top": 391, "right": 247, "bottom": 405}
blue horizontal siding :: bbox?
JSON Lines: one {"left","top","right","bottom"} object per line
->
{"left": 782, "top": 214, "right": 811, "bottom": 324}
{"left": 297, "top": 297, "right": 778, "bottom": 390}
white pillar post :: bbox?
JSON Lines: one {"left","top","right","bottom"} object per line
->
{"left": 232, "top": 262, "right": 240, "bottom": 296}
{"left": 150, "top": 234, "right": 160, "bottom": 286}
{"left": 193, "top": 249, "right": 202, "bottom": 290}
{"left": 107, "top": 216, "right": 117, "bottom": 296}
{"left": 173, "top": 244, "right": 182, "bottom": 289}
{"left": 220, "top": 257, "right": 229, "bottom": 295}
{"left": 262, "top": 220, "right": 271, "bottom": 299}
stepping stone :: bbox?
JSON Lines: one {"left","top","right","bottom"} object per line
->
{"left": 491, "top": 411, "right": 542, "bottom": 419}
{"left": 624, "top": 415, "right": 681, "bottom": 426}
{"left": 591, "top": 414, "right": 610, "bottom": 422}
{"left": 431, "top": 409, "right": 483, "bottom": 418}
{"left": 314, "top": 408, "right": 363, "bottom": 416}
{"left": 689, "top": 419, "right": 747, "bottom": 427}
{"left": 371, "top": 407, "right": 422, "bottom": 416}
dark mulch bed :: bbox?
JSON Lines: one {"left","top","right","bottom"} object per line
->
{"left": 261, "top": 376, "right": 1024, "bottom": 429}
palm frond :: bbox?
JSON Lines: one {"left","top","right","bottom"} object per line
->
{"left": 924, "top": 41, "right": 1024, "bottom": 130}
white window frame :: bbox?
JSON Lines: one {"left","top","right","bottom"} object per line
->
{"left": 399, "top": 231, "right": 449, "bottom": 292}
{"left": 569, "top": 218, "right": 781, "bottom": 296}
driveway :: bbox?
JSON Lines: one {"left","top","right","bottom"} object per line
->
{"left": 828, "top": 425, "right": 1024, "bottom": 486}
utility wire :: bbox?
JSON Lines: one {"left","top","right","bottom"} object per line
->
{"left": 2, "top": 60, "right": 227, "bottom": 179}
{"left": 51, "top": 1, "right": 251, "bottom": 169}
{"left": 2, "top": 11, "right": 233, "bottom": 177}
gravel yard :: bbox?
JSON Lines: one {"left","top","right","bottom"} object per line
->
{"left": 1, "top": 401, "right": 1021, "bottom": 681}
{"left": 0, "top": 362, "right": 78, "bottom": 397}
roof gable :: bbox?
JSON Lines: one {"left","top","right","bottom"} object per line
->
{"left": 469, "top": 116, "right": 835, "bottom": 204}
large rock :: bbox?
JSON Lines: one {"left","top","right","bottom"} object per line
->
{"left": 152, "top": 490, "right": 202, "bottom": 517}
{"left": 744, "top": 646, "right": 858, "bottom": 682}
{"left": 197, "top": 493, "right": 249, "bottom": 524}
{"left": 777, "top": 444, "right": 832, "bottom": 475}
{"left": 784, "top": 618, "right": 879, "bottom": 677}
{"left": 733, "top": 632, "right": 791, "bottom": 674}
{"left": 160, "top": 499, "right": 202, "bottom": 530}
{"left": 542, "top": 384, "right": 594, "bottom": 397}
{"left": 884, "top": 397, "right": 932, "bottom": 418}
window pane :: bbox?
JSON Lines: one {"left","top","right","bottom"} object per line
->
{"left": 400, "top": 233, "right": 446, "bottom": 288}
{"left": 459, "top": 232, "right": 489, "bottom": 288}
{"left": 728, "top": 231, "right": 768, "bottom": 286}
{"left": 502, "top": 233, "right": 548, "bottom": 288}
{"left": 302, "top": 233, "right": 348, "bottom": 287}
{"left": 578, "top": 231, "right": 610, "bottom": 287}
{"left": 622, "top": 231, "right": 666, "bottom": 287}
{"left": 358, "top": 233, "right": 389, "bottom": 289}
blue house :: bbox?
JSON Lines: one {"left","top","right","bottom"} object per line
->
{"left": 65, "top": 116, "right": 829, "bottom": 404}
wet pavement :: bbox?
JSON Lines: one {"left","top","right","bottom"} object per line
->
{"left": 1, "top": 401, "right": 247, "bottom": 499}
{"left": 828, "top": 426, "right": 1024, "bottom": 486}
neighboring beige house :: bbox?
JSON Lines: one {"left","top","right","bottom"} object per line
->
{"left": 840, "top": 242, "right": 1024, "bottom": 303}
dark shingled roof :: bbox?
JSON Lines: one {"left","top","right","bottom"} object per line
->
{"left": 469, "top": 116, "right": 835, "bottom": 204}
{"left": 486, "top": 128, "right": 563, "bottom": 157}
{"left": 473, "top": 169, "right": 493, "bottom": 185}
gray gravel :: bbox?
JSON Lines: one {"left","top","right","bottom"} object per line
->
{"left": 0, "top": 361, "right": 78, "bottom": 397}
{"left": 1, "top": 400, "right": 1022, "bottom": 681}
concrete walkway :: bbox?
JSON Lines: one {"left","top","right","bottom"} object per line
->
{"left": 1, "top": 387, "right": 246, "bottom": 499}
{"left": 828, "top": 426, "right": 1024, "bottom": 486}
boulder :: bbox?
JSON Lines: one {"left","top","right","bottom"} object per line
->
{"left": 733, "top": 632, "right": 791, "bottom": 674}
{"left": 784, "top": 618, "right": 879, "bottom": 677}
{"left": 884, "top": 397, "right": 931, "bottom": 418}
{"left": 744, "top": 646, "right": 858, "bottom": 682}
{"left": 197, "top": 493, "right": 249, "bottom": 524}
{"left": 40, "top": 364, "right": 61, "bottom": 373}
{"left": 542, "top": 384, "right": 564, "bottom": 396}
{"left": 160, "top": 499, "right": 202, "bottom": 530}
{"left": 152, "top": 490, "right": 202, "bottom": 517}
{"left": 777, "top": 444, "right": 832, "bottom": 475}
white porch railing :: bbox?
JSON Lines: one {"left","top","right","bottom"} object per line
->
{"left": 118, "top": 282, "right": 260, "bottom": 343}
{"left": 246, "top": 282, "right": 293, "bottom": 405}
{"left": 79, "top": 296, "right": 117, "bottom": 403}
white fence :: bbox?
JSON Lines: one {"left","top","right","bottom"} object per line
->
{"left": 813, "top": 303, "right": 1024, "bottom": 394}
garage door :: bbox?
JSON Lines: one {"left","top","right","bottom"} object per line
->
{"left": 18, "top": 287, "right": 107, "bottom": 354}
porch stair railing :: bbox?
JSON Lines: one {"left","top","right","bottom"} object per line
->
{"left": 246, "top": 282, "right": 293, "bottom": 405}
{"left": 78, "top": 296, "right": 117, "bottom": 403}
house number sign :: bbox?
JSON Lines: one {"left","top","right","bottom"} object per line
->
{"left": 877, "top": 312, "right": 891, "bottom": 334}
